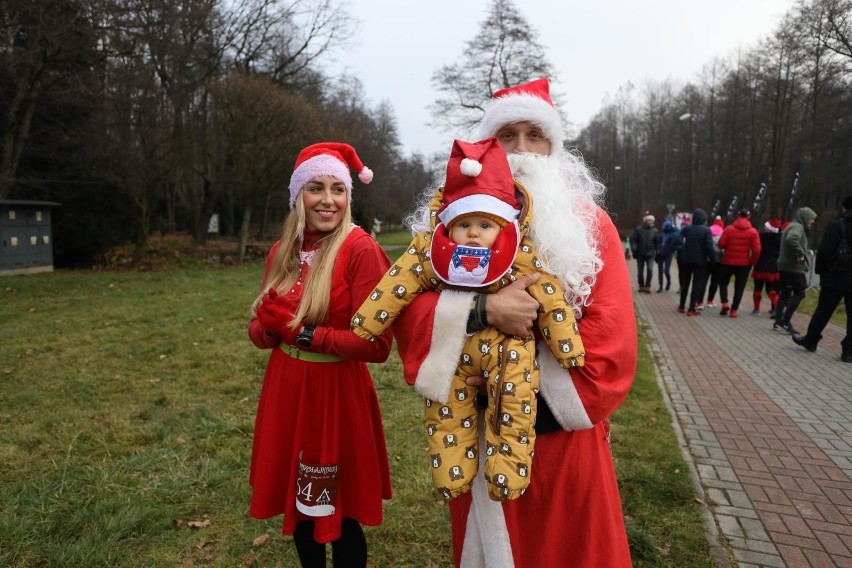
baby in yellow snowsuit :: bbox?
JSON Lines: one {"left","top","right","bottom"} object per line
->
{"left": 352, "top": 138, "right": 584, "bottom": 501}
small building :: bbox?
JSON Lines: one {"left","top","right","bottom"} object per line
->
{"left": 0, "top": 200, "right": 61, "bottom": 276}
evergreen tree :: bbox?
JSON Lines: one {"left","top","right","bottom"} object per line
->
{"left": 429, "top": 0, "right": 557, "bottom": 134}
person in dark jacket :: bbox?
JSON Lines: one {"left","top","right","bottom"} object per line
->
{"left": 630, "top": 214, "right": 660, "bottom": 293}
{"left": 717, "top": 209, "right": 762, "bottom": 318}
{"left": 792, "top": 195, "right": 852, "bottom": 363}
{"left": 677, "top": 208, "right": 714, "bottom": 315}
{"left": 774, "top": 206, "right": 818, "bottom": 334}
{"left": 751, "top": 219, "right": 783, "bottom": 316}
{"left": 655, "top": 220, "right": 682, "bottom": 292}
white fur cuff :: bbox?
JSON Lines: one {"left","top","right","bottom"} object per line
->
{"left": 414, "top": 290, "right": 474, "bottom": 403}
{"left": 537, "top": 341, "right": 593, "bottom": 430}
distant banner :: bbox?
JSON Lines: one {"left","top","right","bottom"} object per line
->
{"left": 786, "top": 171, "right": 800, "bottom": 221}
{"left": 675, "top": 212, "right": 692, "bottom": 228}
{"left": 725, "top": 196, "right": 739, "bottom": 222}
{"left": 752, "top": 182, "right": 767, "bottom": 214}
{"left": 708, "top": 199, "right": 721, "bottom": 219}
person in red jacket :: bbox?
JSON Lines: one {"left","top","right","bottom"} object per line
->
{"left": 717, "top": 209, "right": 762, "bottom": 317}
{"left": 247, "top": 142, "right": 393, "bottom": 567}
{"left": 393, "top": 78, "right": 635, "bottom": 568}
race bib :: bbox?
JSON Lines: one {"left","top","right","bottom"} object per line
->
{"left": 295, "top": 455, "right": 340, "bottom": 517}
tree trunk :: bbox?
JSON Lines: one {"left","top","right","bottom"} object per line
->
{"left": 238, "top": 204, "right": 252, "bottom": 264}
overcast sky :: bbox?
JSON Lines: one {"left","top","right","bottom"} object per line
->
{"left": 326, "top": 0, "right": 797, "bottom": 158}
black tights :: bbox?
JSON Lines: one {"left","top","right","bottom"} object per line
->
{"left": 293, "top": 517, "right": 367, "bottom": 568}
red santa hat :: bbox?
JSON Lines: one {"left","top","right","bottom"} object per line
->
{"left": 437, "top": 137, "right": 521, "bottom": 229}
{"left": 764, "top": 220, "right": 781, "bottom": 233}
{"left": 288, "top": 142, "right": 373, "bottom": 208}
{"left": 431, "top": 137, "right": 521, "bottom": 288}
{"left": 477, "top": 77, "right": 564, "bottom": 153}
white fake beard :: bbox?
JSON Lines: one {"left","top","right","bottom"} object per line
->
{"left": 507, "top": 152, "right": 603, "bottom": 318}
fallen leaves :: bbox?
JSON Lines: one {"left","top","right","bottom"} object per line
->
{"left": 174, "top": 518, "right": 212, "bottom": 529}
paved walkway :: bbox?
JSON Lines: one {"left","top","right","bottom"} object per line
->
{"left": 631, "top": 265, "right": 852, "bottom": 568}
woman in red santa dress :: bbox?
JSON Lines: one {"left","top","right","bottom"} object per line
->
{"left": 247, "top": 142, "right": 393, "bottom": 568}
{"left": 394, "top": 78, "right": 636, "bottom": 568}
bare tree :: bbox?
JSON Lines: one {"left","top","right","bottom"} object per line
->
{"left": 429, "top": 0, "right": 557, "bottom": 135}
{"left": 219, "top": 0, "right": 354, "bottom": 86}
{"left": 212, "top": 73, "right": 322, "bottom": 262}
{"left": 811, "top": 0, "right": 852, "bottom": 67}
{"left": 0, "top": 0, "right": 103, "bottom": 199}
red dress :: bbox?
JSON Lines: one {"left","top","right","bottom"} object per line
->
{"left": 248, "top": 227, "right": 393, "bottom": 543}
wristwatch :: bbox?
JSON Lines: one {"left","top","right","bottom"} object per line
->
{"left": 296, "top": 324, "right": 315, "bottom": 348}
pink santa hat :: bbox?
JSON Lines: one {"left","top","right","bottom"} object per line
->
{"left": 288, "top": 142, "right": 373, "bottom": 208}
{"left": 477, "top": 77, "right": 564, "bottom": 153}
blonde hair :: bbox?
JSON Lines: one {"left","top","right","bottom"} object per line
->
{"left": 251, "top": 194, "right": 353, "bottom": 330}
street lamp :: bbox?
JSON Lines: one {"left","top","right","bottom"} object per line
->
{"left": 678, "top": 112, "right": 694, "bottom": 207}
{"left": 611, "top": 166, "right": 625, "bottom": 213}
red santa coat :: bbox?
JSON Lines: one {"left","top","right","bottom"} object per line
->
{"left": 394, "top": 207, "right": 636, "bottom": 568}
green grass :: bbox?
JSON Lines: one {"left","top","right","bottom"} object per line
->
{"left": 798, "top": 286, "right": 846, "bottom": 325}
{"left": 612, "top": 324, "right": 717, "bottom": 567}
{"left": 1, "top": 264, "right": 713, "bottom": 566}
{"left": 375, "top": 230, "right": 415, "bottom": 248}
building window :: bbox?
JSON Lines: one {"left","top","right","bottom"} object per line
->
{"left": 11, "top": 237, "right": 18, "bottom": 246}
{"left": 8, "top": 210, "right": 15, "bottom": 220}
{"left": 36, "top": 210, "right": 43, "bottom": 221}
{"left": 43, "top": 235, "right": 50, "bottom": 244}
{"left": 31, "top": 236, "right": 38, "bottom": 245}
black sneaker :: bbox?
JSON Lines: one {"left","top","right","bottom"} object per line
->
{"left": 792, "top": 334, "right": 818, "bottom": 352}
{"left": 842, "top": 353, "right": 852, "bottom": 363}
{"left": 773, "top": 322, "right": 797, "bottom": 335}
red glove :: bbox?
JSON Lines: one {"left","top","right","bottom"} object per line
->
{"left": 257, "top": 294, "right": 302, "bottom": 345}
{"left": 268, "top": 287, "right": 299, "bottom": 312}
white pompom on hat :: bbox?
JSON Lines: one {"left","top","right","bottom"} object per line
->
{"left": 437, "top": 137, "right": 520, "bottom": 230}
{"left": 288, "top": 142, "right": 373, "bottom": 208}
{"left": 477, "top": 77, "right": 564, "bottom": 153}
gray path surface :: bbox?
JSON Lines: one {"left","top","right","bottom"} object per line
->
{"left": 630, "top": 262, "right": 851, "bottom": 567}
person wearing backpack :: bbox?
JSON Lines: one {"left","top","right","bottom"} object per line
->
{"left": 792, "top": 195, "right": 852, "bottom": 363}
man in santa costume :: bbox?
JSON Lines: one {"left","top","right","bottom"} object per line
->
{"left": 394, "top": 77, "right": 636, "bottom": 567}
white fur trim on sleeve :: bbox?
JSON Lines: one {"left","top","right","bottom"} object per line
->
{"left": 414, "top": 290, "right": 474, "bottom": 404}
{"left": 537, "top": 341, "right": 593, "bottom": 430}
